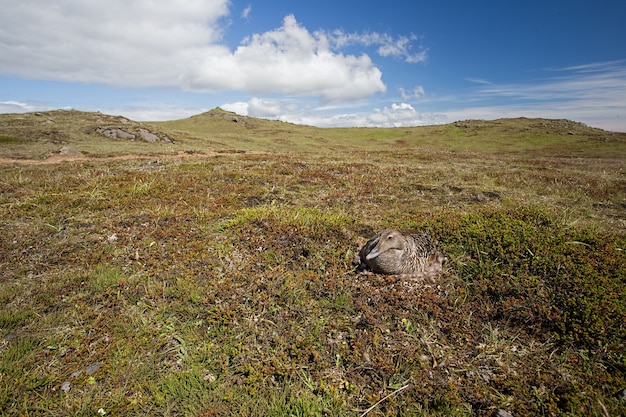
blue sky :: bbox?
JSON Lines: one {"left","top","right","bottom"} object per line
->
{"left": 1, "top": 0, "right": 625, "bottom": 131}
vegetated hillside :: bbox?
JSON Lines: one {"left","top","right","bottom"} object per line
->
{"left": 0, "top": 109, "right": 174, "bottom": 160}
{"left": 157, "top": 109, "right": 626, "bottom": 157}
{"left": 2, "top": 108, "right": 626, "bottom": 159}
{"left": 0, "top": 109, "right": 625, "bottom": 415}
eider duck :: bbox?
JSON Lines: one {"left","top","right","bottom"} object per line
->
{"left": 357, "top": 229, "right": 445, "bottom": 280}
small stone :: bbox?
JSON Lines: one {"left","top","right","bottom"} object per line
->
{"left": 86, "top": 362, "right": 100, "bottom": 375}
{"left": 492, "top": 409, "right": 513, "bottom": 417}
{"left": 58, "top": 146, "right": 82, "bottom": 156}
{"left": 60, "top": 381, "right": 71, "bottom": 392}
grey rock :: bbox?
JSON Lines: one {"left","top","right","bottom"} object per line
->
{"left": 99, "top": 128, "right": 135, "bottom": 140}
{"left": 138, "top": 128, "right": 160, "bottom": 143}
{"left": 58, "top": 146, "right": 82, "bottom": 156}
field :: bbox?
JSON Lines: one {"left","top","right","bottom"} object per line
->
{"left": 1, "top": 109, "right": 625, "bottom": 416}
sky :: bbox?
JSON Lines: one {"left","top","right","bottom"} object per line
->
{"left": 1, "top": 0, "right": 625, "bottom": 132}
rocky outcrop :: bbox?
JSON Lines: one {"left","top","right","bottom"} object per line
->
{"left": 137, "top": 128, "right": 172, "bottom": 143}
{"left": 96, "top": 126, "right": 172, "bottom": 143}
{"left": 98, "top": 128, "right": 136, "bottom": 140}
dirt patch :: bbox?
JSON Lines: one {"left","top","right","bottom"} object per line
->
{"left": 0, "top": 150, "right": 269, "bottom": 166}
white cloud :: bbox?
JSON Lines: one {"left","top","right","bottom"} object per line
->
{"left": 0, "top": 100, "right": 73, "bottom": 114}
{"left": 221, "top": 102, "right": 250, "bottom": 116}
{"left": 222, "top": 98, "right": 445, "bottom": 128}
{"left": 0, "top": 101, "right": 36, "bottom": 113}
{"left": 181, "top": 15, "right": 386, "bottom": 102}
{"left": 367, "top": 103, "right": 430, "bottom": 127}
{"left": 241, "top": 5, "right": 252, "bottom": 20}
{"left": 247, "top": 97, "right": 285, "bottom": 118}
{"left": 399, "top": 85, "right": 426, "bottom": 100}
{"left": 328, "top": 31, "right": 427, "bottom": 63}
{"left": 111, "top": 106, "right": 210, "bottom": 122}
{"left": 0, "top": 0, "right": 230, "bottom": 87}
{"left": 0, "top": 3, "right": 393, "bottom": 103}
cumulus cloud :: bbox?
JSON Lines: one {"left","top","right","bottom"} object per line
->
{"left": 0, "top": 2, "right": 405, "bottom": 102}
{"left": 367, "top": 103, "right": 426, "bottom": 127}
{"left": 221, "top": 102, "right": 250, "bottom": 117}
{"left": 0, "top": 0, "right": 230, "bottom": 87}
{"left": 222, "top": 98, "right": 444, "bottom": 128}
{"left": 181, "top": 15, "right": 386, "bottom": 101}
{"left": 109, "top": 106, "right": 208, "bottom": 123}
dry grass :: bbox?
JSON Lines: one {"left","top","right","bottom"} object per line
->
{"left": 0, "top": 111, "right": 625, "bottom": 416}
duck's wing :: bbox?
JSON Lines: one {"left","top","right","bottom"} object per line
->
{"left": 405, "top": 231, "right": 438, "bottom": 256}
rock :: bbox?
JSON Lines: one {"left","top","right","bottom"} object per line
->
{"left": 492, "top": 409, "right": 513, "bottom": 417}
{"left": 86, "top": 362, "right": 100, "bottom": 375}
{"left": 58, "top": 146, "right": 82, "bottom": 156}
{"left": 99, "top": 128, "right": 135, "bottom": 140}
{"left": 138, "top": 128, "right": 160, "bottom": 143}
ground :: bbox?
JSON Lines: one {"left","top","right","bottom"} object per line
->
{"left": 0, "top": 114, "right": 625, "bottom": 416}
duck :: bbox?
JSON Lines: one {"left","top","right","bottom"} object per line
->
{"left": 357, "top": 229, "right": 445, "bottom": 280}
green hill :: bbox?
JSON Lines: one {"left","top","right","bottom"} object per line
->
{"left": 2, "top": 108, "right": 625, "bottom": 159}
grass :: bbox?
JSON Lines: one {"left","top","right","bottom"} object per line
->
{"left": 0, "top": 111, "right": 625, "bottom": 416}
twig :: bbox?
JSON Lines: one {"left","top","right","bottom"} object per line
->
{"left": 597, "top": 399, "right": 609, "bottom": 417}
{"left": 359, "top": 384, "right": 410, "bottom": 417}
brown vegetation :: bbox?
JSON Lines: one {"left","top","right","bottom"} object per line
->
{"left": 0, "top": 110, "right": 625, "bottom": 416}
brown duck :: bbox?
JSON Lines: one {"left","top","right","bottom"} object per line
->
{"left": 357, "top": 229, "right": 445, "bottom": 280}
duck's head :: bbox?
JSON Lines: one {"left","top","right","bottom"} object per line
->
{"left": 365, "top": 229, "right": 406, "bottom": 260}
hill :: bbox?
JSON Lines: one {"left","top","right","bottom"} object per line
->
{"left": 1, "top": 108, "right": 626, "bottom": 160}
{"left": 0, "top": 109, "right": 174, "bottom": 160}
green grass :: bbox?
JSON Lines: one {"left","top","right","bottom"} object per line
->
{"left": 0, "top": 112, "right": 625, "bottom": 416}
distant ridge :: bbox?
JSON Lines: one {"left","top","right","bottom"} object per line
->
{"left": 1, "top": 108, "right": 625, "bottom": 160}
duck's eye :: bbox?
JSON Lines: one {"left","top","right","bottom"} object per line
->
{"left": 387, "top": 235, "right": 394, "bottom": 239}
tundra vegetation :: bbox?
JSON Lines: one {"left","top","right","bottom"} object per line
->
{"left": 1, "top": 109, "right": 625, "bottom": 416}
